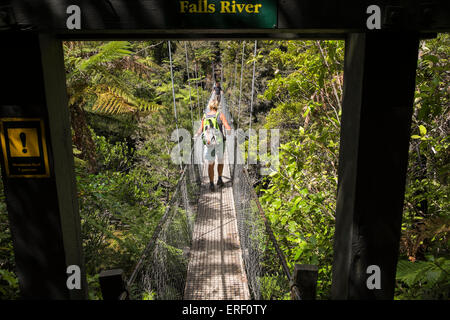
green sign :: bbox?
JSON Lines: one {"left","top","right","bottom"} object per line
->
{"left": 175, "top": 0, "right": 277, "bottom": 28}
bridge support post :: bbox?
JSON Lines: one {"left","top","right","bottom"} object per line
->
{"left": 99, "top": 269, "right": 129, "bottom": 300}
{"left": 331, "top": 32, "right": 420, "bottom": 299}
{"left": 0, "top": 32, "right": 87, "bottom": 299}
{"left": 291, "top": 264, "right": 318, "bottom": 300}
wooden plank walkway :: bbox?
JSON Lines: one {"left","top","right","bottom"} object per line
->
{"left": 184, "top": 150, "right": 250, "bottom": 300}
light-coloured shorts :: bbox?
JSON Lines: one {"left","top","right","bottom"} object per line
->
{"left": 204, "top": 142, "right": 224, "bottom": 163}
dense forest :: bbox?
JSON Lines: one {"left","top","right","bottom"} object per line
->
{"left": 0, "top": 35, "right": 448, "bottom": 299}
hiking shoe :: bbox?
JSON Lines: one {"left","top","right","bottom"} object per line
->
{"left": 217, "top": 177, "right": 224, "bottom": 187}
{"left": 209, "top": 182, "right": 215, "bottom": 192}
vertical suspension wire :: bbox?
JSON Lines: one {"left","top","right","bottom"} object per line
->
{"left": 203, "top": 69, "right": 207, "bottom": 112}
{"left": 195, "top": 62, "right": 201, "bottom": 119}
{"left": 237, "top": 41, "right": 246, "bottom": 130}
{"left": 231, "top": 46, "right": 239, "bottom": 182}
{"left": 232, "top": 51, "right": 238, "bottom": 110}
{"left": 220, "top": 59, "right": 224, "bottom": 84}
{"left": 184, "top": 42, "right": 194, "bottom": 129}
{"left": 247, "top": 40, "right": 258, "bottom": 167}
{"left": 168, "top": 41, "right": 183, "bottom": 170}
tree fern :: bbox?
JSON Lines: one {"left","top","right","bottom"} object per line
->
{"left": 79, "top": 41, "right": 133, "bottom": 71}
{"left": 92, "top": 86, "right": 165, "bottom": 114}
{"left": 92, "top": 86, "right": 134, "bottom": 114}
{"left": 396, "top": 257, "right": 450, "bottom": 298}
{"left": 118, "top": 56, "right": 160, "bottom": 79}
{"left": 397, "top": 260, "right": 432, "bottom": 286}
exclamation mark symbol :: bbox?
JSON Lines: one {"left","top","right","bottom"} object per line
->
{"left": 20, "top": 132, "right": 27, "bottom": 154}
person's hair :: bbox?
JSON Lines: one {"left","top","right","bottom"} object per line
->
{"left": 208, "top": 99, "right": 219, "bottom": 111}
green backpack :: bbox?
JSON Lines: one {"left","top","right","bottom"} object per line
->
{"left": 201, "top": 111, "right": 223, "bottom": 145}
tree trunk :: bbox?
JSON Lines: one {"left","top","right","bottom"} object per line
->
{"left": 70, "top": 102, "right": 98, "bottom": 173}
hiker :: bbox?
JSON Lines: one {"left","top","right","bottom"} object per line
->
{"left": 212, "top": 80, "right": 223, "bottom": 103}
{"left": 195, "top": 99, "right": 231, "bottom": 191}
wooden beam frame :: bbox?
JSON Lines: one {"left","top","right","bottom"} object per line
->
{"left": 0, "top": 32, "right": 87, "bottom": 299}
{"left": 0, "top": 0, "right": 447, "bottom": 300}
{"left": 331, "top": 32, "right": 420, "bottom": 299}
{"left": 3, "top": 0, "right": 450, "bottom": 36}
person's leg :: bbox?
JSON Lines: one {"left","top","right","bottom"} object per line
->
{"left": 218, "top": 164, "right": 224, "bottom": 177}
{"left": 208, "top": 162, "right": 215, "bottom": 183}
{"left": 216, "top": 143, "right": 225, "bottom": 187}
{"left": 208, "top": 162, "right": 215, "bottom": 191}
{"left": 204, "top": 145, "right": 216, "bottom": 191}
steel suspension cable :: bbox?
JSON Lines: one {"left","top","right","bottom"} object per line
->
{"left": 247, "top": 40, "right": 258, "bottom": 167}
{"left": 184, "top": 42, "right": 194, "bottom": 128}
{"left": 232, "top": 52, "right": 238, "bottom": 109}
{"left": 237, "top": 41, "right": 246, "bottom": 129}
{"left": 168, "top": 41, "right": 182, "bottom": 170}
{"left": 203, "top": 69, "right": 207, "bottom": 112}
{"left": 194, "top": 63, "right": 201, "bottom": 119}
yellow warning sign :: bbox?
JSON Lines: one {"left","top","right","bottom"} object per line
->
{"left": 7, "top": 128, "right": 41, "bottom": 157}
{"left": 0, "top": 118, "right": 50, "bottom": 178}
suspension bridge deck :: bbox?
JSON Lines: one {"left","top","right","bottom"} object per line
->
{"left": 184, "top": 151, "right": 250, "bottom": 300}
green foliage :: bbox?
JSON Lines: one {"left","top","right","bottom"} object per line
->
{"left": 396, "top": 33, "right": 450, "bottom": 300}
{"left": 76, "top": 124, "right": 178, "bottom": 298}
{"left": 227, "top": 36, "right": 448, "bottom": 300}
{"left": 0, "top": 269, "right": 19, "bottom": 299}
{"left": 0, "top": 173, "right": 20, "bottom": 300}
{"left": 65, "top": 40, "right": 166, "bottom": 116}
{"left": 396, "top": 256, "right": 450, "bottom": 299}
{"left": 79, "top": 41, "right": 133, "bottom": 71}
{"left": 87, "top": 274, "right": 101, "bottom": 300}
{"left": 94, "top": 133, "right": 133, "bottom": 171}
{"left": 66, "top": 40, "right": 198, "bottom": 299}
{"left": 259, "top": 273, "right": 290, "bottom": 300}
{"left": 142, "top": 291, "right": 156, "bottom": 300}
{"left": 154, "top": 239, "right": 189, "bottom": 300}
{"left": 254, "top": 40, "right": 343, "bottom": 299}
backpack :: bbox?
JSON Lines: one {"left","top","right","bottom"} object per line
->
{"left": 201, "top": 111, "right": 225, "bottom": 146}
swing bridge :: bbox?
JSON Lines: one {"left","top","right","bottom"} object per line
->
{"left": 103, "top": 42, "right": 307, "bottom": 300}
{"left": 118, "top": 98, "right": 303, "bottom": 301}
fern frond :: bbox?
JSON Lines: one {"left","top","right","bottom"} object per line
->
{"left": 397, "top": 258, "right": 450, "bottom": 287}
{"left": 397, "top": 260, "right": 429, "bottom": 286}
{"left": 92, "top": 88, "right": 134, "bottom": 114}
{"left": 133, "top": 98, "right": 166, "bottom": 112}
{"left": 117, "top": 56, "right": 157, "bottom": 79}
{"left": 80, "top": 41, "right": 132, "bottom": 71}
{"left": 91, "top": 85, "right": 165, "bottom": 114}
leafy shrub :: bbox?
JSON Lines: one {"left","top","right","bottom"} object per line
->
{"left": 396, "top": 256, "right": 450, "bottom": 299}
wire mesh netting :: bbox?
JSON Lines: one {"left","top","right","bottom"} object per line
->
{"left": 126, "top": 150, "right": 202, "bottom": 300}
{"left": 230, "top": 147, "right": 292, "bottom": 299}
{"left": 222, "top": 94, "right": 292, "bottom": 300}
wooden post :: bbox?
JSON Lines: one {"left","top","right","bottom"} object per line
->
{"left": 331, "top": 32, "right": 420, "bottom": 299}
{"left": 291, "top": 264, "right": 318, "bottom": 300}
{"left": 0, "top": 32, "right": 87, "bottom": 299}
{"left": 99, "top": 269, "right": 129, "bottom": 300}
